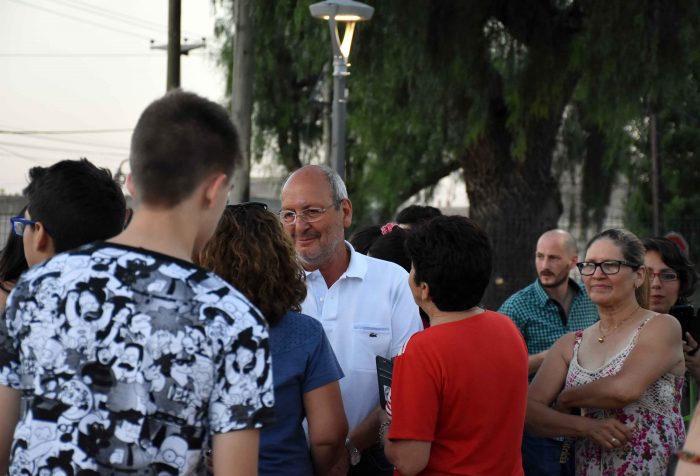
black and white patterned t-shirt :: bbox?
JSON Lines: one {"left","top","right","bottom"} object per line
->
{"left": 0, "top": 242, "right": 274, "bottom": 475}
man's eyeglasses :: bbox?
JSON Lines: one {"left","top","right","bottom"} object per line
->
{"left": 226, "top": 202, "right": 268, "bottom": 213}
{"left": 576, "top": 260, "right": 638, "bottom": 276}
{"left": 279, "top": 206, "right": 331, "bottom": 225}
{"left": 9, "top": 216, "right": 36, "bottom": 237}
{"left": 649, "top": 270, "right": 679, "bottom": 283}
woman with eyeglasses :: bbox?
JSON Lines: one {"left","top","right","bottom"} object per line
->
{"left": 643, "top": 237, "right": 697, "bottom": 316}
{"left": 527, "top": 228, "right": 685, "bottom": 475}
{"left": 197, "top": 203, "right": 348, "bottom": 476}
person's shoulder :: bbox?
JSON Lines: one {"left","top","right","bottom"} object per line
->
{"left": 270, "top": 311, "right": 326, "bottom": 353}
{"left": 643, "top": 312, "right": 682, "bottom": 336}
{"left": 363, "top": 254, "right": 408, "bottom": 276}
{"left": 277, "top": 311, "right": 324, "bottom": 334}
{"left": 498, "top": 282, "right": 538, "bottom": 310}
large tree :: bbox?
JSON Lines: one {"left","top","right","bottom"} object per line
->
{"left": 216, "top": 0, "right": 700, "bottom": 308}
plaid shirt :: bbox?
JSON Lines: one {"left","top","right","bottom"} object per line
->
{"left": 498, "top": 279, "right": 599, "bottom": 355}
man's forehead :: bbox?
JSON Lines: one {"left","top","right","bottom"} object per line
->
{"left": 281, "top": 171, "right": 333, "bottom": 205}
{"left": 536, "top": 235, "right": 568, "bottom": 255}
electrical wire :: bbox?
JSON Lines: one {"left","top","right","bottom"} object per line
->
{"left": 0, "top": 141, "right": 128, "bottom": 158}
{"left": 8, "top": 0, "right": 153, "bottom": 40}
{"left": 48, "top": 0, "right": 208, "bottom": 38}
{"left": 0, "top": 129, "right": 132, "bottom": 135}
{"left": 0, "top": 133, "right": 128, "bottom": 151}
{"left": 0, "top": 53, "right": 163, "bottom": 58}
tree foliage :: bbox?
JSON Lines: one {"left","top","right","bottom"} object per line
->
{"left": 216, "top": 0, "right": 700, "bottom": 307}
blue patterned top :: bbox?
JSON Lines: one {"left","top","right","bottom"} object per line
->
{"left": 498, "top": 279, "right": 599, "bottom": 356}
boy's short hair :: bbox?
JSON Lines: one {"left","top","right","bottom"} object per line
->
{"left": 23, "top": 159, "right": 126, "bottom": 253}
{"left": 130, "top": 90, "right": 241, "bottom": 206}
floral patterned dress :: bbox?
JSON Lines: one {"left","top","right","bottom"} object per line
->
{"left": 565, "top": 316, "right": 685, "bottom": 476}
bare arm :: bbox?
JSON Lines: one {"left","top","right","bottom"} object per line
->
{"left": 383, "top": 438, "right": 431, "bottom": 476}
{"left": 557, "top": 314, "right": 684, "bottom": 410}
{"left": 304, "top": 381, "right": 348, "bottom": 476}
{"left": 526, "top": 334, "right": 631, "bottom": 449}
{"left": 212, "top": 429, "right": 260, "bottom": 476}
{"left": 0, "top": 385, "right": 20, "bottom": 474}
{"left": 676, "top": 404, "right": 700, "bottom": 475}
{"left": 528, "top": 350, "right": 548, "bottom": 375}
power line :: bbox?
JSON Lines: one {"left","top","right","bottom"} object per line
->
{"left": 0, "top": 53, "right": 164, "bottom": 58}
{"left": 0, "top": 131, "right": 129, "bottom": 151}
{"left": 0, "top": 146, "right": 47, "bottom": 165}
{"left": 8, "top": 0, "right": 153, "bottom": 41}
{"left": 0, "top": 141, "right": 128, "bottom": 157}
{"left": 0, "top": 129, "right": 132, "bottom": 135}
{"left": 50, "top": 0, "right": 208, "bottom": 38}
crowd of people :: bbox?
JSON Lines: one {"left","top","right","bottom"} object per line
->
{"left": 0, "top": 89, "right": 698, "bottom": 476}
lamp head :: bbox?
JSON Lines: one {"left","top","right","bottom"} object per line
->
{"left": 309, "top": 0, "right": 374, "bottom": 22}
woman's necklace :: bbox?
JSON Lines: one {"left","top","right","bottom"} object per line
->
{"left": 597, "top": 305, "right": 640, "bottom": 343}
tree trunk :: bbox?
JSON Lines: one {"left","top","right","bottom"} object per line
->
{"left": 464, "top": 67, "right": 575, "bottom": 310}
{"left": 229, "top": 0, "right": 255, "bottom": 203}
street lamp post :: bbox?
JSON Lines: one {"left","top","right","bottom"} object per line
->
{"left": 309, "top": 0, "right": 373, "bottom": 180}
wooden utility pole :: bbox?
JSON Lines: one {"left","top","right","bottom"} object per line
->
{"left": 229, "top": 0, "right": 255, "bottom": 203}
{"left": 166, "top": 0, "right": 181, "bottom": 91}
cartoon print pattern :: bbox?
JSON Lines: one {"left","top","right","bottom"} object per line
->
{"left": 0, "top": 243, "right": 274, "bottom": 475}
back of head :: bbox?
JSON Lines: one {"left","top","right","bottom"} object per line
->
{"left": 130, "top": 90, "right": 241, "bottom": 207}
{"left": 196, "top": 204, "right": 307, "bottom": 326}
{"left": 0, "top": 207, "right": 29, "bottom": 284}
{"left": 349, "top": 224, "right": 382, "bottom": 255}
{"left": 23, "top": 159, "right": 126, "bottom": 254}
{"left": 644, "top": 236, "right": 698, "bottom": 301}
{"left": 587, "top": 229, "right": 649, "bottom": 308}
{"left": 396, "top": 205, "right": 442, "bottom": 228}
{"left": 406, "top": 215, "right": 492, "bottom": 311}
{"left": 368, "top": 227, "right": 410, "bottom": 272}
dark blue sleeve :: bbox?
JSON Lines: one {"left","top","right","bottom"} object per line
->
{"left": 302, "top": 317, "right": 343, "bottom": 394}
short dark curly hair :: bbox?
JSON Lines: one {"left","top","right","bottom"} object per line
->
{"left": 395, "top": 205, "right": 442, "bottom": 227}
{"left": 196, "top": 204, "right": 307, "bottom": 327}
{"left": 405, "top": 215, "right": 491, "bottom": 311}
{"left": 644, "top": 237, "right": 698, "bottom": 303}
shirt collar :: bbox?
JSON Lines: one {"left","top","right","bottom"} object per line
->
{"left": 533, "top": 278, "right": 582, "bottom": 306}
{"left": 304, "top": 240, "right": 367, "bottom": 281}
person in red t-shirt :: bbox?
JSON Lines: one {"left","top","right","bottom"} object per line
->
{"left": 381, "top": 216, "right": 529, "bottom": 476}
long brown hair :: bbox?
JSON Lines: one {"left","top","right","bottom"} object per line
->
{"left": 197, "top": 203, "right": 307, "bottom": 326}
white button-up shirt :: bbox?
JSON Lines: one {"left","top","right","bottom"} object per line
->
{"left": 302, "top": 242, "right": 423, "bottom": 431}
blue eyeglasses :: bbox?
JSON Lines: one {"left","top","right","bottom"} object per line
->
{"left": 9, "top": 216, "right": 37, "bottom": 237}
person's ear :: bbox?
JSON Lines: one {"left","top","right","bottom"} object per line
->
{"left": 570, "top": 254, "right": 579, "bottom": 269}
{"left": 341, "top": 198, "right": 353, "bottom": 229}
{"left": 202, "top": 173, "right": 229, "bottom": 208}
{"left": 32, "top": 222, "right": 55, "bottom": 257}
{"left": 126, "top": 174, "right": 136, "bottom": 197}
{"left": 420, "top": 281, "right": 431, "bottom": 303}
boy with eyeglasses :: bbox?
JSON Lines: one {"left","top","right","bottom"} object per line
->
{"left": 10, "top": 158, "right": 126, "bottom": 268}
{"left": 0, "top": 91, "right": 274, "bottom": 475}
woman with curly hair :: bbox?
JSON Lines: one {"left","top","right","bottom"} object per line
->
{"left": 197, "top": 202, "right": 347, "bottom": 476}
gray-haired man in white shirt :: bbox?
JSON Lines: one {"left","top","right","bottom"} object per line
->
{"left": 280, "top": 165, "right": 422, "bottom": 475}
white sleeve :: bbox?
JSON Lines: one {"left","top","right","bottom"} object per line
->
{"left": 389, "top": 275, "right": 423, "bottom": 358}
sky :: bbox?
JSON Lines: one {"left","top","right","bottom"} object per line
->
{"left": 0, "top": 0, "right": 225, "bottom": 194}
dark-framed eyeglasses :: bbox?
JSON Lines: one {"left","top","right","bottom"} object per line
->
{"left": 278, "top": 206, "right": 331, "bottom": 225}
{"left": 576, "top": 260, "right": 638, "bottom": 276}
{"left": 226, "top": 202, "right": 268, "bottom": 213}
{"left": 649, "top": 270, "right": 679, "bottom": 283}
{"left": 10, "top": 216, "right": 37, "bottom": 237}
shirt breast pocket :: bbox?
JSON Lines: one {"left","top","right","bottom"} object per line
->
{"left": 351, "top": 324, "right": 391, "bottom": 372}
